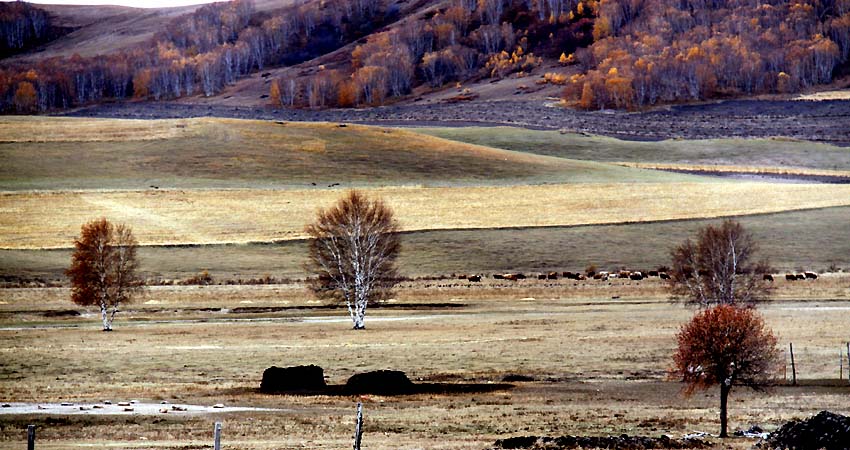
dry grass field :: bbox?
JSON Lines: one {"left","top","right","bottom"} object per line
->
{"left": 4, "top": 205, "right": 850, "bottom": 281}
{"left": 0, "top": 281, "right": 848, "bottom": 449}
{"left": 6, "top": 183, "right": 850, "bottom": 249}
{"left": 417, "top": 127, "right": 850, "bottom": 171}
{"left": 2, "top": 116, "right": 850, "bottom": 449}
{"left": 0, "top": 117, "right": 682, "bottom": 191}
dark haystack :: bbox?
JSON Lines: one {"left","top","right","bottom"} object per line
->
{"left": 494, "top": 434, "right": 711, "bottom": 449}
{"left": 260, "top": 365, "right": 326, "bottom": 393}
{"left": 345, "top": 370, "right": 415, "bottom": 395}
{"left": 758, "top": 411, "right": 850, "bottom": 450}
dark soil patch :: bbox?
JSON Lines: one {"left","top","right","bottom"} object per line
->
{"left": 494, "top": 434, "right": 711, "bottom": 449}
{"left": 656, "top": 169, "right": 850, "bottom": 184}
{"left": 502, "top": 374, "right": 536, "bottom": 382}
{"left": 757, "top": 410, "right": 850, "bottom": 450}
{"left": 63, "top": 99, "right": 850, "bottom": 146}
{"left": 41, "top": 309, "right": 81, "bottom": 317}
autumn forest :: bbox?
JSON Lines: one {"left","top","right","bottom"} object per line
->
{"left": 1, "top": 0, "right": 849, "bottom": 112}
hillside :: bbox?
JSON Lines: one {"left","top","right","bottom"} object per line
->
{"left": 2, "top": 0, "right": 848, "bottom": 113}
{"left": 0, "top": 116, "right": 693, "bottom": 190}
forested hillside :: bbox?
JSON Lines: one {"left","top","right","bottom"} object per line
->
{"left": 0, "top": 0, "right": 848, "bottom": 113}
{"left": 564, "top": 0, "right": 850, "bottom": 109}
{"left": 0, "top": 2, "right": 70, "bottom": 58}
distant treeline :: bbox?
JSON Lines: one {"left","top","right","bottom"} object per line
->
{"left": 563, "top": 0, "right": 850, "bottom": 109}
{"left": 1, "top": 0, "right": 849, "bottom": 113}
{"left": 0, "top": 0, "right": 398, "bottom": 112}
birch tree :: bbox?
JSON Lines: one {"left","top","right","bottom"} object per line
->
{"left": 305, "top": 191, "right": 401, "bottom": 330}
{"left": 669, "top": 219, "right": 772, "bottom": 307}
{"left": 66, "top": 218, "right": 142, "bottom": 331}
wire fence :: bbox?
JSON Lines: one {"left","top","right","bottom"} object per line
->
{"left": 781, "top": 341, "right": 850, "bottom": 384}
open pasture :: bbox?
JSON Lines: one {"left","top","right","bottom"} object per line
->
{"left": 0, "top": 283, "right": 848, "bottom": 448}
{"left": 418, "top": 127, "right": 850, "bottom": 172}
{"left": 5, "top": 183, "right": 850, "bottom": 249}
{"left": 3, "top": 205, "right": 850, "bottom": 281}
{"left": 0, "top": 117, "right": 687, "bottom": 191}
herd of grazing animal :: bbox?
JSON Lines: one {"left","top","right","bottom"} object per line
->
{"left": 782, "top": 271, "right": 819, "bottom": 281}
{"left": 460, "top": 269, "right": 671, "bottom": 282}
{"left": 457, "top": 270, "right": 819, "bottom": 283}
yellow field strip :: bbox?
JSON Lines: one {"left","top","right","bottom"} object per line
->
{"left": 3, "top": 182, "right": 850, "bottom": 249}
{"left": 616, "top": 162, "right": 850, "bottom": 178}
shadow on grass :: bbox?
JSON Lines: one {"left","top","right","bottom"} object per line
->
{"left": 254, "top": 383, "right": 515, "bottom": 397}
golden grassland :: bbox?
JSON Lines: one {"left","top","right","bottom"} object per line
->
{"left": 0, "top": 117, "right": 691, "bottom": 191}
{"left": 0, "top": 280, "right": 848, "bottom": 449}
{"left": 4, "top": 205, "right": 850, "bottom": 282}
{"left": 417, "top": 126, "right": 850, "bottom": 172}
{"left": 4, "top": 182, "right": 850, "bottom": 249}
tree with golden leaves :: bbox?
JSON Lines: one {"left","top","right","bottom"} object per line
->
{"left": 305, "top": 191, "right": 401, "bottom": 330}
{"left": 672, "top": 305, "right": 780, "bottom": 437}
{"left": 66, "top": 218, "right": 142, "bottom": 331}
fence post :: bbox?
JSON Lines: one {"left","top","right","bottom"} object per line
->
{"left": 353, "top": 402, "right": 363, "bottom": 450}
{"left": 789, "top": 343, "right": 797, "bottom": 386}
{"left": 841, "top": 347, "right": 844, "bottom": 381}
{"left": 27, "top": 425, "right": 35, "bottom": 450}
{"left": 213, "top": 422, "right": 222, "bottom": 450}
{"left": 846, "top": 342, "right": 850, "bottom": 383}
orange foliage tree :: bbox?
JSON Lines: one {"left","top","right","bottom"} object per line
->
{"left": 672, "top": 305, "right": 780, "bottom": 437}
{"left": 66, "top": 218, "right": 142, "bottom": 331}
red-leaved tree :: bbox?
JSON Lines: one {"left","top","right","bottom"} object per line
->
{"left": 672, "top": 305, "right": 780, "bottom": 437}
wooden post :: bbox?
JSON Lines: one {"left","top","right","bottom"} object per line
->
{"left": 789, "top": 343, "right": 797, "bottom": 386}
{"left": 841, "top": 347, "right": 844, "bottom": 381}
{"left": 213, "top": 422, "right": 222, "bottom": 450}
{"left": 846, "top": 342, "right": 850, "bottom": 383}
{"left": 353, "top": 402, "right": 363, "bottom": 450}
{"left": 27, "top": 425, "right": 35, "bottom": 450}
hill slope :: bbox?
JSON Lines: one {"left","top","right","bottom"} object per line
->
{"left": 0, "top": 117, "right": 696, "bottom": 190}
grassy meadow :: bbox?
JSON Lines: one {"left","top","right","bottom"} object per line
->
{"left": 6, "top": 183, "right": 850, "bottom": 249}
{"left": 2, "top": 117, "right": 850, "bottom": 449}
{"left": 0, "top": 282, "right": 848, "bottom": 449}
{"left": 4, "top": 205, "right": 850, "bottom": 281}
{"left": 0, "top": 117, "right": 694, "bottom": 191}
{"left": 417, "top": 127, "right": 850, "bottom": 172}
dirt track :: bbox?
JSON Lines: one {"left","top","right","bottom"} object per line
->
{"left": 62, "top": 99, "right": 850, "bottom": 145}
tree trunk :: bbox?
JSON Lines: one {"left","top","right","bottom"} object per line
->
{"left": 100, "top": 304, "right": 111, "bottom": 331}
{"left": 719, "top": 383, "right": 730, "bottom": 438}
